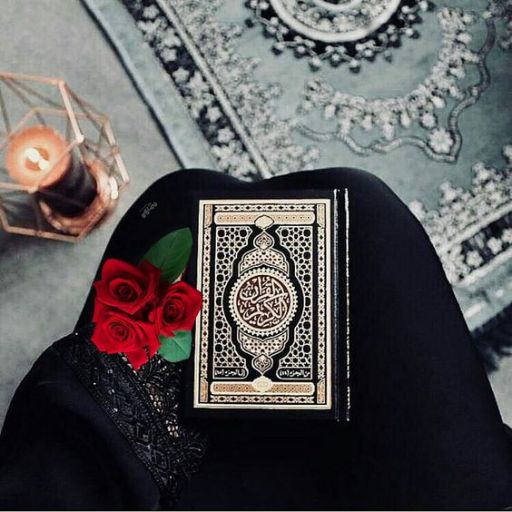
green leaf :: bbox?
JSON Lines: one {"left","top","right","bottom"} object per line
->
{"left": 141, "top": 228, "right": 193, "bottom": 283}
{"left": 158, "top": 330, "right": 192, "bottom": 363}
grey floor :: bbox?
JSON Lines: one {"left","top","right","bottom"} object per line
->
{"left": 0, "top": 0, "right": 510, "bottom": 429}
{"left": 0, "top": 0, "right": 179, "bottom": 427}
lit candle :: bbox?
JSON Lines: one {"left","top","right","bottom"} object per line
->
{"left": 5, "top": 124, "right": 97, "bottom": 217}
{"left": 5, "top": 125, "right": 71, "bottom": 187}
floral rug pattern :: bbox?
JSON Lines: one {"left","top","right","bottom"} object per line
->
{"left": 83, "top": 0, "right": 512, "bottom": 337}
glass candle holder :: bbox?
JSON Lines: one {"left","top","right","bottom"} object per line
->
{"left": 0, "top": 72, "right": 129, "bottom": 242}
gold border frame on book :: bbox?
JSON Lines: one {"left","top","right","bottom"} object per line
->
{"left": 193, "top": 195, "right": 349, "bottom": 412}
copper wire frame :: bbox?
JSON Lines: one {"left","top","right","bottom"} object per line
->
{"left": 0, "top": 72, "right": 129, "bottom": 242}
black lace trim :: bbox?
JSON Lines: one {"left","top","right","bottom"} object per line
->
{"left": 54, "top": 326, "right": 207, "bottom": 508}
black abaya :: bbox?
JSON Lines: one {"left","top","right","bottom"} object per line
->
{"left": 1, "top": 168, "right": 511, "bottom": 510}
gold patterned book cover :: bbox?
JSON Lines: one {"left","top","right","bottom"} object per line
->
{"left": 190, "top": 190, "right": 349, "bottom": 421}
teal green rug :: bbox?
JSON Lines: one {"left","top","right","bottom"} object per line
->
{"left": 82, "top": 0, "right": 512, "bottom": 362}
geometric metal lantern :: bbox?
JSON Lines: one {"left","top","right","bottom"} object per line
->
{"left": 0, "top": 72, "right": 129, "bottom": 242}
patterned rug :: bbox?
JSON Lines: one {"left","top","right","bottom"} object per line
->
{"left": 82, "top": 0, "right": 512, "bottom": 360}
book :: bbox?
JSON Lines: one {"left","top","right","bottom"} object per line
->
{"left": 189, "top": 189, "right": 349, "bottom": 421}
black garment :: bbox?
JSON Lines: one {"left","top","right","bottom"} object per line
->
{"left": 1, "top": 168, "right": 511, "bottom": 510}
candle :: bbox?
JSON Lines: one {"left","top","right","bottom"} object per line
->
{"left": 39, "top": 158, "right": 114, "bottom": 236}
{"left": 5, "top": 125, "right": 71, "bottom": 188}
{"left": 5, "top": 124, "right": 97, "bottom": 217}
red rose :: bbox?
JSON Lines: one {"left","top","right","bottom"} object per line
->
{"left": 153, "top": 282, "right": 202, "bottom": 336}
{"left": 91, "top": 307, "right": 160, "bottom": 370}
{"left": 94, "top": 258, "right": 160, "bottom": 315}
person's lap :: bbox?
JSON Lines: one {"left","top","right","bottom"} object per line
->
{"left": 2, "top": 167, "right": 510, "bottom": 509}
{"left": 155, "top": 168, "right": 512, "bottom": 509}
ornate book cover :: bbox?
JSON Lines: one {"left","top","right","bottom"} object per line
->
{"left": 189, "top": 190, "right": 349, "bottom": 421}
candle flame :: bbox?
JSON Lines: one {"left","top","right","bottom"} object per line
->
{"left": 23, "top": 147, "right": 51, "bottom": 172}
{"left": 38, "top": 159, "right": 50, "bottom": 171}
{"left": 25, "top": 147, "right": 41, "bottom": 164}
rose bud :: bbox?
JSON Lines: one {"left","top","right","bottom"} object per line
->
{"left": 94, "top": 259, "right": 161, "bottom": 315}
{"left": 91, "top": 307, "right": 160, "bottom": 370}
{"left": 154, "top": 282, "right": 202, "bottom": 337}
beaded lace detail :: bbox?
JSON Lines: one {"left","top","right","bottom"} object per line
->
{"left": 54, "top": 327, "right": 207, "bottom": 508}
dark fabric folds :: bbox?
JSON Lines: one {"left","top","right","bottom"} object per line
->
{"left": 1, "top": 168, "right": 511, "bottom": 510}
{"left": 0, "top": 343, "right": 160, "bottom": 510}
